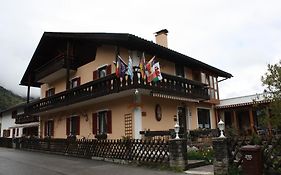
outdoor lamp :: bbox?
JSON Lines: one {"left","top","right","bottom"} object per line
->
{"left": 134, "top": 89, "right": 139, "bottom": 95}
{"left": 174, "top": 122, "right": 180, "bottom": 139}
{"left": 218, "top": 119, "right": 225, "bottom": 138}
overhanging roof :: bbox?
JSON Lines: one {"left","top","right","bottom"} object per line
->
{"left": 20, "top": 32, "right": 233, "bottom": 87}
{"left": 216, "top": 93, "right": 272, "bottom": 109}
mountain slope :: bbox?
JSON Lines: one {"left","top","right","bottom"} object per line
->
{"left": 0, "top": 86, "right": 25, "bottom": 111}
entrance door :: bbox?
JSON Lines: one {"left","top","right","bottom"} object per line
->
{"left": 177, "top": 106, "right": 187, "bottom": 135}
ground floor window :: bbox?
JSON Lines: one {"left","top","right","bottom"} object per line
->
{"left": 197, "top": 108, "right": 211, "bottom": 129}
{"left": 66, "top": 116, "right": 80, "bottom": 136}
{"left": 16, "top": 128, "right": 19, "bottom": 137}
{"left": 92, "top": 110, "right": 112, "bottom": 135}
{"left": 3, "top": 129, "right": 10, "bottom": 138}
{"left": 44, "top": 120, "right": 54, "bottom": 137}
{"left": 22, "top": 127, "right": 38, "bottom": 137}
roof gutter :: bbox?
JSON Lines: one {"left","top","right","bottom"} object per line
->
{"left": 218, "top": 77, "right": 230, "bottom": 83}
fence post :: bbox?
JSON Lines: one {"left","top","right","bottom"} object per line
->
{"left": 212, "top": 137, "right": 229, "bottom": 175}
{"left": 169, "top": 139, "right": 188, "bottom": 171}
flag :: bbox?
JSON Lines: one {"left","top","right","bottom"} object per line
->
{"left": 139, "top": 53, "right": 146, "bottom": 79}
{"left": 116, "top": 55, "right": 127, "bottom": 78}
{"left": 127, "top": 56, "right": 133, "bottom": 80}
{"left": 145, "top": 56, "right": 155, "bottom": 82}
{"left": 152, "top": 62, "right": 162, "bottom": 82}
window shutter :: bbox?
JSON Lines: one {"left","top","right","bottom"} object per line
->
{"left": 107, "top": 110, "right": 112, "bottom": 134}
{"left": 92, "top": 113, "right": 97, "bottom": 135}
{"left": 51, "top": 121, "right": 54, "bottom": 136}
{"left": 106, "top": 64, "right": 112, "bottom": 75}
{"left": 76, "top": 116, "right": 80, "bottom": 135}
{"left": 44, "top": 121, "right": 48, "bottom": 136}
{"left": 93, "top": 70, "right": 98, "bottom": 80}
{"left": 66, "top": 118, "right": 70, "bottom": 136}
{"left": 45, "top": 91, "right": 48, "bottom": 98}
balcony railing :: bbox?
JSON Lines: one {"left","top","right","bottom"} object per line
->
{"left": 26, "top": 72, "right": 209, "bottom": 114}
{"left": 35, "top": 54, "right": 77, "bottom": 81}
{"left": 15, "top": 114, "right": 39, "bottom": 124}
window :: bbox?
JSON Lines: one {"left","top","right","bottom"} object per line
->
{"left": 175, "top": 64, "right": 185, "bottom": 78}
{"left": 99, "top": 67, "right": 107, "bottom": 78}
{"left": 192, "top": 70, "right": 201, "bottom": 82}
{"left": 12, "top": 128, "right": 15, "bottom": 138}
{"left": 70, "top": 77, "right": 81, "bottom": 89}
{"left": 3, "top": 130, "right": 10, "bottom": 138}
{"left": 44, "top": 120, "right": 54, "bottom": 137}
{"left": 16, "top": 128, "right": 19, "bottom": 137}
{"left": 45, "top": 88, "right": 55, "bottom": 97}
{"left": 200, "top": 72, "right": 219, "bottom": 100}
{"left": 93, "top": 65, "right": 111, "bottom": 80}
{"left": 66, "top": 116, "right": 80, "bottom": 136}
{"left": 92, "top": 110, "right": 112, "bottom": 135}
{"left": 197, "top": 108, "right": 211, "bottom": 129}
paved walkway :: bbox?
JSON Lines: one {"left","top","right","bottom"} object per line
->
{"left": 185, "top": 165, "right": 214, "bottom": 175}
{"left": 0, "top": 148, "right": 187, "bottom": 175}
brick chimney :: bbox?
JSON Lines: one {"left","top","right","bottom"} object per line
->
{"left": 155, "top": 29, "right": 168, "bottom": 47}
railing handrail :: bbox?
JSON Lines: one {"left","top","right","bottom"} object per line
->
{"left": 26, "top": 71, "right": 209, "bottom": 114}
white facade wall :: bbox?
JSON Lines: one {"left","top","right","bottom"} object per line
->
{"left": 0, "top": 111, "right": 16, "bottom": 138}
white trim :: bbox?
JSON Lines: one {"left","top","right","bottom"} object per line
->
{"left": 97, "top": 64, "right": 108, "bottom": 70}
{"left": 133, "top": 92, "right": 142, "bottom": 139}
{"left": 68, "top": 114, "right": 79, "bottom": 118}
{"left": 95, "top": 109, "right": 110, "bottom": 113}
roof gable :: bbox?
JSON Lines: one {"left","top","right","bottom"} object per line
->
{"left": 20, "top": 32, "right": 232, "bottom": 87}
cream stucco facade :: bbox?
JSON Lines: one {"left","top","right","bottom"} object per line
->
{"left": 38, "top": 45, "right": 219, "bottom": 139}
{"left": 20, "top": 32, "right": 232, "bottom": 140}
{"left": 40, "top": 93, "right": 216, "bottom": 139}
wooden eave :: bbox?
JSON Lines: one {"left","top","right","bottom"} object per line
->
{"left": 20, "top": 32, "right": 233, "bottom": 87}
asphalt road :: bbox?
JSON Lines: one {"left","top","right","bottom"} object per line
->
{"left": 0, "top": 148, "right": 186, "bottom": 175}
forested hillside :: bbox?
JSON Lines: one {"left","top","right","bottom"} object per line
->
{"left": 0, "top": 86, "right": 25, "bottom": 111}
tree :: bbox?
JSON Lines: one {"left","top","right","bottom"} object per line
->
{"left": 261, "top": 60, "right": 281, "bottom": 129}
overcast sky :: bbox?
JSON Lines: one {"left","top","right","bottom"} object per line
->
{"left": 1, "top": 0, "right": 281, "bottom": 99}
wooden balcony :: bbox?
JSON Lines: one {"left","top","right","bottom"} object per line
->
{"left": 35, "top": 54, "right": 77, "bottom": 82}
{"left": 15, "top": 114, "right": 39, "bottom": 124}
{"left": 26, "top": 72, "right": 209, "bottom": 114}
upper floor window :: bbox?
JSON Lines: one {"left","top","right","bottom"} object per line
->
{"left": 200, "top": 72, "right": 219, "bottom": 100}
{"left": 92, "top": 110, "right": 112, "bottom": 135}
{"left": 70, "top": 77, "right": 81, "bottom": 89}
{"left": 93, "top": 65, "right": 112, "bottom": 80}
{"left": 192, "top": 70, "right": 201, "bottom": 82}
{"left": 66, "top": 116, "right": 80, "bottom": 136}
{"left": 197, "top": 108, "right": 211, "bottom": 129}
{"left": 45, "top": 88, "right": 55, "bottom": 97}
{"left": 175, "top": 64, "right": 185, "bottom": 78}
{"left": 99, "top": 66, "right": 107, "bottom": 78}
